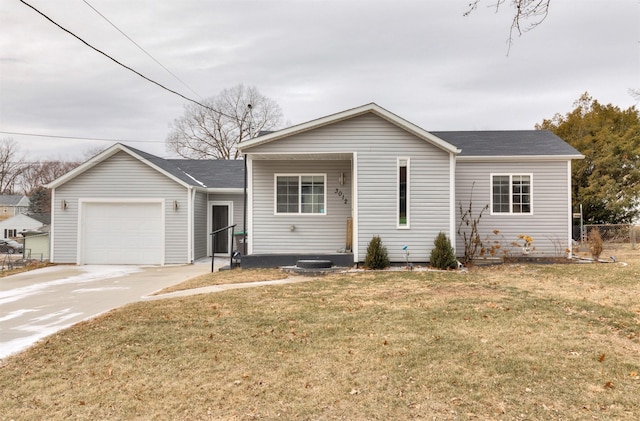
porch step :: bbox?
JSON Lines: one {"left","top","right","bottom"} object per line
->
{"left": 296, "top": 259, "right": 333, "bottom": 269}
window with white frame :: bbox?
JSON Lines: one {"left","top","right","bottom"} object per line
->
{"left": 398, "top": 158, "right": 410, "bottom": 227}
{"left": 491, "top": 174, "right": 532, "bottom": 214}
{"left": 275, "top": 174, "right": 326, "bottom": 214}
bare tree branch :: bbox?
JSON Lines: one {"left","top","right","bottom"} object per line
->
{"left": 166, "top": 84, "right": 284, "bottom": 159}
{"left": 464, "top": 0, "right": 552, "bottom": 52}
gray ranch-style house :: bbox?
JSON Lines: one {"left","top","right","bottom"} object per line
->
{"left": 238, "top": 103, "right": 583, "bottom": 267}
{"left": 48, "top": 103, "right": 583, "bottom": 267}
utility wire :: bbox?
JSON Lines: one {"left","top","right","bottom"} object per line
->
{"left": 18, "top": 0, "right": 228, "bottom": 117}
{"left": 80, "top": 0, "right": 203, "bottom": 100}
{"left": 0, "top": 130, "right": 164, "bottom": 144}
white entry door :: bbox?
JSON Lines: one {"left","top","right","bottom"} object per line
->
{"left": 80, "top": 201, "right": 163, "bottom": 265}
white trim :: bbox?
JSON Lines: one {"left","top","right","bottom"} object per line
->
{"left": 273, "top": 173, "right": 327, "bottom": 215}
{"left": 458, "top": 155, "right": 583, "bottom": 162}
{"left": 77, "top": 198, "right": 165, "bottom": 265}
{"left": 449, "top": 153, "right": 456, "bottom": 252}
{"left": 352, "top": 152, "right": 359, "bottom": 262}
{"left": 208, "top": 200, "right": 234, "bottom": 256}
{"left": 50, "top": 188, "right": 56, "bottom": 262}
{"left": 187, "top": 187, "right": 194, "bottom": 263}
{"left": 489, "top": 173, "right": 534, "bottom": 216}
{"left": 238, "top": 103, "right": 460, "bottom": 155}
{"left": 567, "top": 161, "right": 573, "bottom": 257}
{"left": 47, "top": 143, "right": 192, "bottom": 189}
{"left": 397, "top": 157, "right": 410, "bottom": 229}
{"left": 247, "top": 157, "right": 254, "bottom": 255}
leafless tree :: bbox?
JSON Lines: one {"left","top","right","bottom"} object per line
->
{"left": 20, "top": 160, "right": 80, "bottom": 196}
{"left": 0, "top": 138, "right": 25, "bottom": 194}
{"left": 166, "top": 84, "right": 284, "bottom": 159}
{"left": 465, "top": 0, "right": 552, "bottom": 50}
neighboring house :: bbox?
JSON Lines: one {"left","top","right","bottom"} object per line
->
{"left": 238, "top": 103, "right": 584, "bottom": 267}
{"left": 0, "top": 213, "right": 48, "bottom": 239}
{"left": 0, "top": 195, "right": 30, "bottom": 221}
{"left": 22, "top": 226, "right": 51, "bottom": 260}
{"left": 47, "top": 144, "right": 244, "bottom": 265}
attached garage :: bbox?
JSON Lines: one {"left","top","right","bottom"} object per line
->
{"left": 79, "top": 200, "right": 164, "bottom": 265}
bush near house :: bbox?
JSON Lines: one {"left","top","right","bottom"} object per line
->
{"left": 429, "top": 232, "right": 457, "bottom": 270}
{"left": 364, "top": 235, "right": 389, "bottom": 269}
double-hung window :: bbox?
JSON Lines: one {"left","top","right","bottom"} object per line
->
{"left": 275, "top": 174, "right": 326, "bottom": 214}
{"left": 491, "top": 174, "right": 532, "bottom": 214}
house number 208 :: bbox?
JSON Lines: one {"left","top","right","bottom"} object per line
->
{"left": 334, "top": 188, "right": 348, "bottom": 205}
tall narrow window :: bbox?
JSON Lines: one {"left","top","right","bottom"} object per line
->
{"left": 398, "top": 158, "right": 409, "bottom": 227}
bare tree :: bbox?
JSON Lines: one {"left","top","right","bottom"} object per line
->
{"left": 166, "top": 84, "right": 284, "bottom": 159}
{"left": 20, "top": 160, "right": 80, "bottom": 196}
{"left": 465, "top": 0, "right": 552, "bottom": 49}
{"left": 0, "top": 138, "right": 25, "bottom": 194}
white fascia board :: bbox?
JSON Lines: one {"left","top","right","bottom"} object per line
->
{"left": 206, "top": 188, "right": 244, "bottom": 194}
{"left": 46, "top": 143, "right": 125, "bottom": 188}
{"left": 457, "top": 155, "right": 584, "bottom": 162}
{"left": 46, "top": 143, "right": 193, "bottom": 190}
{"left": 238, "top": 103, "right": 461, "bottom": 155}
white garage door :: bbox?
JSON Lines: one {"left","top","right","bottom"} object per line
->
{"left": 81, "top": 202, "right": 163, "bottom": 265}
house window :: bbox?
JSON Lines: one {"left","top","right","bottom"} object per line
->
{"left": 398, "top": 158, "right": 410, "bottom": 227}
{"left": 491, "top": 174, "right": 532, "bottom": 214}
{"left": 275, "top": 174, "right": 326, "bottom": 214}
{"left": 4, "top": 229, "right": 17, "bottom": 238}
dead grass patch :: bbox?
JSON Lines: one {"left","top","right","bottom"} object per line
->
{"left": 154, "top": 268, "right": 288, "bottom": 294}
{"left": 1, "top": 248, "right": 639, "bottom": 419}
{"left": 0, "top": 261, "right": 53, "bottom": 278}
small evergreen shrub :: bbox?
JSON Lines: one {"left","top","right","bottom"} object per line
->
{"left": 429, "top": 232, "right": 458, "bottom": 270}
{"left": 588, "top": 228, "right": 603, "bottom": 262}
{"left": 365, "top": 235, "right": 390, "bottom": 270}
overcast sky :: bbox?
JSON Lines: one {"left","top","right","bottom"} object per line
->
{"left": 1, "top": 0, "right": 638, "bottom": 161}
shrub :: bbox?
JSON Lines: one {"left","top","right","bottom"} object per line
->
{"left": 365, "top": 235, "right": 389, "bottom": 270}
{"left": 429, "top": 232, "right": 458, "bottom": 270}
{"left": 588, "top": 228, "right": 603, "bottom": 261}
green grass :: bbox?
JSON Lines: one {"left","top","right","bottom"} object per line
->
{"left": 1, "top": 247, "right": 639, "bottom": 420}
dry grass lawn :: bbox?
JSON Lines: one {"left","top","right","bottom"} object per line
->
{"left": 155, "top": 268, "right": 289, "bottom": 294}
{"left": 1, "top": 246, "right": 639, "bottom": 420}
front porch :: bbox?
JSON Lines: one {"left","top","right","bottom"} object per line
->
{"left": 241, "top": 253, "right": 354, "bottom": 269}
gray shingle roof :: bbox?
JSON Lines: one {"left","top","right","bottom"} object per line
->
{"left": 0, "top": 195, "right": 28, "bottom": 206}
{"left": 431, "top": 130, "right": 583, "bottom": 157}
{"left": 124, "top": 145, "right": 244, "bottom": 189}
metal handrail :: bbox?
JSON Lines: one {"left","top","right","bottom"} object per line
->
{"left": 210, "top": 224, "right": 237, "bottom": 272}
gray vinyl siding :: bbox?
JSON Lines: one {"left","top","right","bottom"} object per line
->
{"left": 193, "top": 191, "right": 208, "bottom": 260}
{"left": 251, "top": 160, "right": 352, "bottom": 254}
{"left": 455, "top": 160, "right": 571, "bottom": 258}
{"left": 248, "top": 114, "right": 453, "bottom": 262}
{"left": 52, "top": 151, "right": 189, "bottom": 264}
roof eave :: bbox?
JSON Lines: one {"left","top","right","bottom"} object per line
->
{"left": 457, "top": 154, "right": 585, "bottom": 162}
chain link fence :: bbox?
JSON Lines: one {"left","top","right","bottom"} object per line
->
{"left": 580, "top": 224, "right": 639, "bottom": 248}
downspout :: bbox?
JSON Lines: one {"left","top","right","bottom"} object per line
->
{"left": 188, "top": 186, "right": 195, "bottom": 263}
{"left": 50, "top": 188, "right": 56, "bottom": 262}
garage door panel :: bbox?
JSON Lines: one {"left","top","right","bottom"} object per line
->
{"left": 82, "top": 202, "right": 163, "bottom": 265}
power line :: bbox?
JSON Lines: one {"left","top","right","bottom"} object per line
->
{"left": 18, "top": 0, "right": 226, "bottom": 116}
{"left": 0, "top": 130, "right": 164, "bottom": 144}
{"left": 80, "top": 0, "right": 203, "bottom": 101}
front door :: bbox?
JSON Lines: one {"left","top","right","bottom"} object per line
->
{"left": 212, "top": 204, "right": 230, "bottom": 254}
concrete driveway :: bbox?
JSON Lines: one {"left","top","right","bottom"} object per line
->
{"left": 0, "top": 260, "right": 215, "bottom": 360}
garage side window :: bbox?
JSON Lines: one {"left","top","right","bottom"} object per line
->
{"left": 491, "top": 174, "right": 532, "bottom": 214}
{"left": 275, "top": 174, "right": 326, "bottom": 214}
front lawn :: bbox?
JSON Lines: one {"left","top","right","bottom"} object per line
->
{"left": 1, "top": 247, "right": 638, "bottom": 420}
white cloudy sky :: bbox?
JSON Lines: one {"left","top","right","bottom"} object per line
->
{"left": 0, "top": 0, "right": 638, "bottom": 161}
